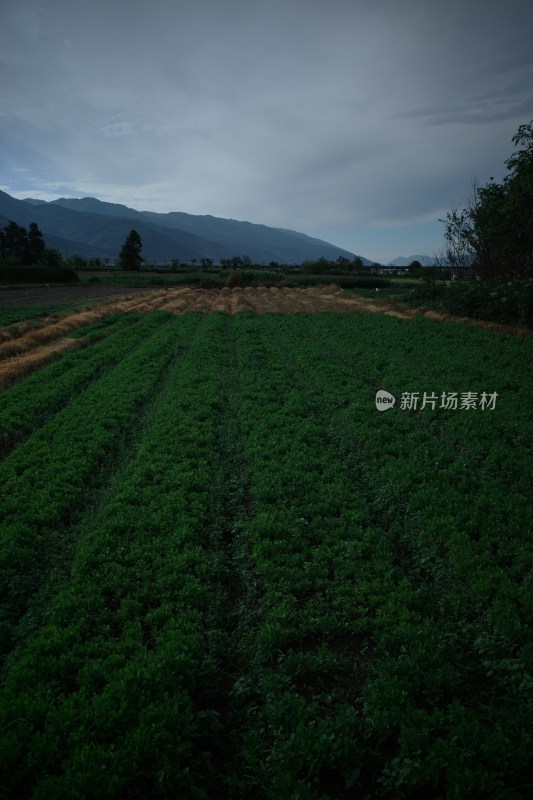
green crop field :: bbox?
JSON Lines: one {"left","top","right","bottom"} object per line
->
{"left": 0, "top": 309, "right": 531, "bottom": 799}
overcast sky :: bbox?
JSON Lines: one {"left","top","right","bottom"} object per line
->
{"left": 1, "top": 0, "right": 532, "bottom": 262}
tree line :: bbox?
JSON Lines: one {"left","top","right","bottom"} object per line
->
{"left": 0, "top": 221, "right": 47, "bottom": 265}
{"left": 0, "top": 220, "right": 82, "bottom": 282}
{"left": 0, "top": 220, "right": 71, "bottom": 268}
{"left": 116, "top": 232, "right": 371, "bottom": 273}
{"left": 441, "top": 120, "right": 532, "bottom": 280}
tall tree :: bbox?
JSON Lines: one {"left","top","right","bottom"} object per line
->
{"left": 118, "top": 229, "right": 143, "bottom": 271}
{"left": 0, "top": 220, "right": 49, "bottom": 265}
{"left": 441, "top": 120, "right": 533, "bottom": 280}
{"left": 408, "top": 259, "right": 422, "bottom": 277}
{"left": 500, "top": 120, "right": 533, "bottom": 277}
{"left": 0, "top": 221, "right": 28, "bottom": 264}
{"left": 26, "top": 222, "right": 46, "bottom": 264}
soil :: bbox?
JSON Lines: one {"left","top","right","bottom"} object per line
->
{"left": 131, "top": 285, "right": 416, "bottom": 316}
{"left": 0, "top": 285, "right": 154, "bottom": 309}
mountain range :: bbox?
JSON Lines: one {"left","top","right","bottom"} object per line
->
{"left": 0, "top": 190, "right": 372, "bottom": 265}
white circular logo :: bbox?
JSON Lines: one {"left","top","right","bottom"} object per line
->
{"left": 375, "top": 390, "right": 396, "bottom": 411}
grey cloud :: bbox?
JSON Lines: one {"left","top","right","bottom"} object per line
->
{"left": 1, "top": 0, "right": 532, "bottom": 258}
{"left": 398, "top": 94, "right": 533, "bottom": 126}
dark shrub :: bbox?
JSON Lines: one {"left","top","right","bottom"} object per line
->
{"left": 0, "top": 265, "right": 79, "bottom": 284}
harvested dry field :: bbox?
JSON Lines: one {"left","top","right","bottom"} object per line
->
{"left": 1, "top": 284, "right": 528, "bottom": 387}
{"left": 0, "top": 283, "right": 410, "bottom": 316}
{"left": 0, "top": 285, "right": 411, "bottom": 387}
{"left": 156, "top": 287, "right": 530, "bottom": 335}
{"left": 0, "top": 289, "right": 171, "bottom": 385}
{"left": 153, "top": 284, "right": 414, "bottom": 316}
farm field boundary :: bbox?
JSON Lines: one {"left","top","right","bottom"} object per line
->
{"left": 0, "top": 290, "right": 171, "bottom": 387}
{"left": 0, "top": 310, "right": 531, "bottom": 798}
{"left": 1, "top": 285, "right": 529, "bottom": 388}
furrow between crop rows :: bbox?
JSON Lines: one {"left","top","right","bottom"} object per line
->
{"left": 0, "top": 313, "right": 174, "bottom": 448}
{"left": 0, "top": 313, "right": 204, "bottom": 659}
{"left": 0, "top": 311, "right": 530, "bottom": 799}
{"left": 256, "top": 312, "right": 531, "bottom": 796}
{"left": 1, "top": 313, "right": 255, "bottom": 798}
{"left": 226, "top": 313, "right": 407, "bottom": 797}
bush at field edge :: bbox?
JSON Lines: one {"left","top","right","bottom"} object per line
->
{"left": 0, "top": 265, "right": 79, "bottom": 284}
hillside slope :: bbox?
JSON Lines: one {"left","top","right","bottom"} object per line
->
{"left": 1, "top": 191, "right": 363, "bottom": 263}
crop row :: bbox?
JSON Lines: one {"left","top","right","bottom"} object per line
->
{"left": 65, "top": 311, "right": 142, "bottom": 340}
{"left": 0, "top": 313, "right": 257, "bottom": 798}
{"left": 264, "top": 313, "right": 530, "bottom": 612}
{"left": 0, "top": 310, "right": 531, "bottom": 798}
{"left": 226, "top": 314, "right": 413, "bottom": 797}
{"left": 0, "top": 313, "right": 203, "bottom": 658}
{"left": 254, "top": 312, "right": 531, "bottom": 797}
{"left": 0, "top": 312, "right": 169, "bottom": 443}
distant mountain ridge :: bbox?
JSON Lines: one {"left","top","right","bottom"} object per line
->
{"left": 0, "top": 190, "right": 369, "bottom": 264}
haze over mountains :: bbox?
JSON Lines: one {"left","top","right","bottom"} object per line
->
{"left": 0, "top": 190, "right": 374, "bottom": 265}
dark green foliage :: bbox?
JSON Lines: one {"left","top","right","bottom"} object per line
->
{"left": 65, "top": 312, "right": 141, "bottom": 340}
{"left": 228, "top": 313, "right": 531, "bottom": 798}
{"left": 26, "top": 222, "right": 45, "bottom": 263}
{"left": 0, "top": 311, "right": 531, "bottom": 798}
{"left": 407, "top": 279, "right": 533, "bottom": 327}
{"left": 221, "top": 270, "right": 390, "bottom": 289}
{"left": 0, "top": 313, "right": 158, "bottom": 443}
{"left": 220, "top": 255, "right": 252, "bottom": 269}
{"left": 0, "top": 221, "right": 28, "bottom": 264}
{"left": 41, "top": 246, "right": 65, "bottom": 267}
{"left": 118, "top": 229, "right": 143, "bottom": 271}
{"left": 408, "top": 259, "right": 422, "bottom": 276}
{"left": 0, "top": 314, "right": 185, "bottom": 657}
{"left": 301, "top": 255, "right": 369, "bottom": 274}
{"left": 0, "top": 264, "right": 78, "bottom": 284}
{"left": 0, "top": 220, "right": 47, "bottom": 266}
{"left": 442, "top": 120, "right": 533, "bottom": 280}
